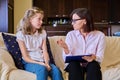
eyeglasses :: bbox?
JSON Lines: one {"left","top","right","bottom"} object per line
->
{"left": 71, "top": 19, "right": 83, "bottom": 23}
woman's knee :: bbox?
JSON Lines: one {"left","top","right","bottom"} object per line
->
{"left": 87, "top": 61, "right": 101, "bottom": 70}
{"left": 65, "top": 61, "right": 82, "bottom": 73}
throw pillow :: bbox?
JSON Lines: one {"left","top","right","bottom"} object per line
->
{"left": 46, "top": 37, "right": 55, "bottom": 65}
{"left": 2, "top": 33, "right": 24, "bottom": 69}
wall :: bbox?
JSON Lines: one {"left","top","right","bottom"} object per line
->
{"left": 14, "top": 0, "right": 32, "bottom": 33}
{"left": 111, "top": 25, "right": 120, "bottom": 36}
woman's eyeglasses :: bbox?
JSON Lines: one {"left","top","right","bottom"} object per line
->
{"left": 71, "top": 19, "right": 83, "bottom": 23}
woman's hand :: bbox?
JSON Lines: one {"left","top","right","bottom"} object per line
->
{"left": 57, "top": 39, "right": 67, "bottom": 49}
{"left": 82, "top": 54, "right": 96, "bottom": 62}
{"left": 57, "top": 39, "right": 69, "bottom": 54}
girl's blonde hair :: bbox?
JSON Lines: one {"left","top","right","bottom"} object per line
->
{"left": 17, "top": 7, "right": 44, "bottom": 34}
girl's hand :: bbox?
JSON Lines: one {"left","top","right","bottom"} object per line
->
{"left": 38, "top": 62, "right": 51, "bottom": 71}
{"left": 82, "top": 54, "right": 96, "bottom": 62}
{"left": 45, "top": 63, "right": 51, "bottom": 71}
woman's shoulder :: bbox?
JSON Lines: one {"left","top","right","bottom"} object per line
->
{"left": 93, "top": 30, "right": 105, "bottom": 37}
{"left": 95, "top": 30, "right": 105, "bottom": 35}
{"left": 67, "top": 30, "right": 78, "bottom": 35}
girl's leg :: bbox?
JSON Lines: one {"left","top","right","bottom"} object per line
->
{"left": 49, "top": 64, "right": 64, "bottom": 80}
{"left": 24, "top": 63, "right": 48, "bottom": 80}
{"left": 86, "top": 61, "right": 102, "bottom": 80}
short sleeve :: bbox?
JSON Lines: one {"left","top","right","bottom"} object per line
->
{"left": 16, "top": 31, "right": 25, "bottom": 41}
{"left": 41, "top": 30, "right": 47, "bottom": 40}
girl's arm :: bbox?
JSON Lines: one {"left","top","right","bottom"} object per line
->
{"left": 42, "top": 39, "right": 50, "bottom": 64}
{"left": 42, "top": 39, "right": 51, "bottom": 70}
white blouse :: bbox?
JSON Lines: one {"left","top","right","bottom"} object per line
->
{"left": 63, "top": 30, "right": 106, "bottom": 66}
{"left": 16, "top": 30, "right": 46, "bottom": 62}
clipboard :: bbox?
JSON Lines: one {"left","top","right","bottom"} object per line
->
{"left": 65, "top": 55, "right": 91, "bottom": 63}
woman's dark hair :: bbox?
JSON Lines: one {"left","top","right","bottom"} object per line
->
{"left": 70, "top": 8, "right": 95, "bottom": 32}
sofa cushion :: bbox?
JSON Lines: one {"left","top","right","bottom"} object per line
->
{"left": 0, "top": 48, "right": 17, "bottom": 80}
{"left": 2, "top": 33, "right": 24, "bottom": 69}
{"left": 101, "top": 37, "right": 120, "bottom": 71}
{"left": 103, "top": 67, "right": 120, "bottom": 80}
{"left": 48, "top": 36, "right": 65, "bottom": 70}
{"left": 9, "top": 69, "right": 36, "bottom": 80}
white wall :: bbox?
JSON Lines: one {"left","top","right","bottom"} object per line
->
{"left": 14, "top": 0, "right": 32, "bottom": 33}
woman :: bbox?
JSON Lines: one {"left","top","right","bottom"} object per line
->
{"left": 16, "top": 7, "right": 63, "bottom": 80}
{"left": 57, "top": 8, "right": 106, "bottom": 80}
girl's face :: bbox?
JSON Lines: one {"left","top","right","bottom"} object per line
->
{"left": 30, "top": 13, "right": 44, "bottom": 31}
{"left": 71, "top": 14, "right": 86, "bottom": 31}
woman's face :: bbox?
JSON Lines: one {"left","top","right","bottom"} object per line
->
{"left": 30, "top": 13, "right": 44, "bottom": 31}
{"left": 71, "top": 14, "right": 86, "bottom": 31}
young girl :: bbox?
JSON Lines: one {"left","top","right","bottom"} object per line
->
{"left": 16, "top": 7, "right": 63, "bottom": 80}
